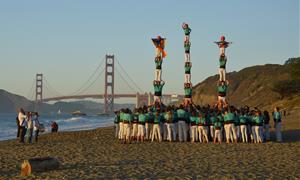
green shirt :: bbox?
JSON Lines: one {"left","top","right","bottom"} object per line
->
{"left": 184, "top": 88, "right": 192, "bottom": 96}
{"left": 214, "top": 121, "right": 222, "bottom": 129}
{"left": 165, "top": 113, "right": 173, "bottom": 123}
{"left": 138, "top": 114, "right": 147, "bottom": 123}
{"left": 185, "top": 66, "right": 191, "bottom": 74}
{"left": 210, "top": 115, "right": 217, "bottom": 125}
{"left": 154, "top": 114, "right": 162, "bottom": 123}
{"left": 184, "top": 42, "right": 191, "bottom": 51}
{"left": 239, "top": 115, "right": 248, "bottom": 124}
{"left": 177, "top": 109, "right": 187, "bottom": 121}
{"left": 223, "top": 112, "right": 235, "bottom": 122}
{"left": 183, "top": 27, "right": 191, "bottom": 35}
{"left": 219, "top": 56, "right": 227, "bottom": 68}
{"left": 123, "top": 113, "right": 133, "bottom": 122}
{"left": 273, "top": 112, "right": 281, "bottom": 122}
{"left": 155, "top": 58, "right": 162, "bottom": 68}
{"left": 218, "top": 85, "right": 227, "bottom": 93}
{"left": 253, "top": 116, "right": 263, "bottom": 125}
{"left": 154, "top": 83, "right": 165, "bottom": 93}
{"left": 190, "top": 116, "right": 198, "bottom": 125}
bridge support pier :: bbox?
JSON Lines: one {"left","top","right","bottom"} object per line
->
{"left": 104, "top": 55, "right": 115, "bottom": 114}
{"left": 35, "top": 74, "right": 43, "bottom": 112}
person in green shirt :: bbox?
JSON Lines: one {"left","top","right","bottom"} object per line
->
{"left": 184, "top": 40, "right": 191, "bottom": 62}
{"left": 152, "top": 111, "right": 162, "bottom": 142}
{"left": 217, "top": 80, "right": 229, "bottom": 108}
{"left": 118, "top": 109, "right": 125, "bottom": 141}
{"left": 209, "top": 110, "right": 217, "bottom": 141}
{"left": 197, "top": 112, "right": 209, "bottom": 143}
{"left": 123, "top": 109, "right": 133, "bottom": 144}
{"left": 185, "top": 62, "right": 192, "bottom": 84}
{"left": 239, "top": 111, "right": 248, "bottom": 143}
{"left": 165, "top": 108, "right": 176, "bottom": 142}
{"left": 131, "top": 108, "right": 139, "bottom": 141}
{"left": 253, "top": 110, "right": 263, "bottom": 143}
{"left": 145, "top": 109, "right": 154, "bottom": 141}
{"left": 177, "top": 105, "right": 188, "bottom": 142}
{"left": 214, "top": 117, "right": 223, "bottom": 144}
{"left": 182, "top": 23, "right": 191, "bottom": 41}
{"left": 189, "top": 110, "right": 198, "bottom": 142}
{"left": 223, "top": 108, "right": 237, "bottom": 143}
{"left": 155, "top": 56, "right": 163, "bottom": 81}
{"left": 153, "top": 80, "right": 165, "bottom": 103}
{"left": 219, "top": 55, "right": 227, "bottom": 82}
{"left": 184, "top": 83, "right": 193, "bottom": 107}
{"left": 273, "top": 107, "right": 282, "bottom": 142}
{"left": 137, "top": 108, "right": 147, "bottom": 142}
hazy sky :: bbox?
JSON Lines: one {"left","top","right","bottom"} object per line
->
{"left": 0, "top": 0, "right": 299, "bottom": 101}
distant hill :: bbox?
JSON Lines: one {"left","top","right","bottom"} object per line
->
{"left": 192, "top": 58, "right": 300, "bottom": 111}
{"left": 0, "top": 89, "right": 134, "bottom": 114}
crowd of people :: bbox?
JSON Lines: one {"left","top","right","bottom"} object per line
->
{"left": 113, "top": 104, "right": 283, "bottom": 144}
{"left": 16, "top": 108, "right": 41, "bottom": 143}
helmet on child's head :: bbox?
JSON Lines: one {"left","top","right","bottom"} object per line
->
{"left": 220, "top": 36, "right": 225, "bottom": 41}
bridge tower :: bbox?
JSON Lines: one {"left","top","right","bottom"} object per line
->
{"left": 35, "top": 74, "right": 43, "bottom": 112}
{"left": 104, "top": 55, "right": 115, "bottom": 113}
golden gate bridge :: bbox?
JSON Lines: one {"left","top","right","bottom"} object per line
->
{"left": 27, "top": 55, "right": 184, "bottom": 113}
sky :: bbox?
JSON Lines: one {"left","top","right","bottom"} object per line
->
{"left": 0, "top": 0, "right": 299, "bottom": 101}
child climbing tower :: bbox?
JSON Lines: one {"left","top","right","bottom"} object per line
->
{"left": 152, "top": 36, "right": 167, "bottom": 103}
{"left": 182, "top": 23, "right": 192, "bottom": 106}
{"left": 214, "top": 36, "right": 232, "bottom": 109}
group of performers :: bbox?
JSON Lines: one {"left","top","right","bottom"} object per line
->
{"left": 113, "top": 23, "right": 283, "bottom": 144}
{"left": 114, "top": 104, "right": 282, "bottom": 144}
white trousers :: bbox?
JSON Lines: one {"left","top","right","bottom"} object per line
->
{"left": 145, "top": 123, "right": 153, "bottom": 140}
{"left": 240, "top": 125, "right": 248, "bottom": 143}
{"left": 131, "top": 123, "right": 138, "bottom": 137}
{"left": 137, "top": 124, "right": 145, "bottom": 137}
{"left": 118, "top": 122, "right": 124, "bottom": 139}
{"left": 255, "top": 126, "right": 263, "bottom": 143}
{"left": 214, "top": 129, "right": 222, "bottom": 142}
{"left": 275, "top": 122, "right": 282, "bottom": 142}
{"left": 154, "top": 96, "right": 161, "bottom": 103}
{"left": 264, "top": 124, "right": 270, "bottom": 141}
{"left": 190, "top": 125, "right": 198, "bottom": 142}
{"left": 155, "top": 69, "right": 162, "bottom": 81}
{"left": 152, "top": 124, "right": 162, "bottom": 142}
{"left": 185, "top": 74, "right": 191, "bottom": 84}
{"left": 185, "top": 52, "right": 190, "bottom": 62}
{"left": 114, "top": 123, "right": 119, "bottom": 138}
{"left": 123, "top": 123, "right": 131, "bottom": 140}
{"left": 251, "top": 126, "right": 257, "bottom": 143}
{"left": 219, "top": 68, "right": 226, "bottom": 81}
{"left": 178, "top": 121, "right": 187, "bottom": 142}
{"left": 224, "top": 123, "right": 237, "bottom": 142}
{"left": 198, "top": 126, "right": 209, "bottom": 142}
{"left": 166, "top": 123, "right": 176, "bottom": 141}
{"left": 210, "top": 125, "right": 215, "bottom": 139}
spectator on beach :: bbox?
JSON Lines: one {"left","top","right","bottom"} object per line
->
{"left": 26, "top": 112, "right": 34, "bottom": 143}
{"left": 16, "top": 116, "right": 20, "bottom": 138}
{"left": 18, "top": 108, "right": 27, "bottom": 143}
{"left": 273, "top": 107, "right": 282, "bottom": 142}
{"left": 51, "top": 121, "right": 58, "bottom": 133}
{"left": 263, "top": 110, "right": 270, "bottom": 141}
{"left": 114, "top": 111, "right": 120, "bottom": 139}
{"left": 32, "top": 112, "right": 40, "bottom": 142}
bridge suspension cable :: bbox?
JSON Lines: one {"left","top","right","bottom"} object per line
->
{"left": 44, "top": 78, "right": 65, "bottom": 97}
{"left": 26, "top": 79, "right": 35, "bottom": 101}
{"left": 71, "top": 56, "right": 106, "bottom": 95}
{"left": 115, "top": 57, "right": 143, "bottom": 93}
{"left": 115, "top": 66, "right": 138, "bottom": 93}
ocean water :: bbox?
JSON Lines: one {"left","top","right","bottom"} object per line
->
{"left": 0, "top": 113, "right": 114, "bottom": 141}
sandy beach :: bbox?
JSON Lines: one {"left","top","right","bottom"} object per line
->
{"left": 1, "top": 116, "right": 299, "bottom": 179}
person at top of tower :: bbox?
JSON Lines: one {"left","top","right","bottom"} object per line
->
{"left": 214, "top": 36, "right": 232, "bottom": 56}
{"left": 153, "top": 80, "right": 165, "bottom": 103}
{"left": 184, "top": 40, "right": 191, "bottom": 62}
{"left": 182, "top": 23, "right": 191, "bottom": 40}
{"left": 152, "top": 36, "right": 167, "bottom": 58}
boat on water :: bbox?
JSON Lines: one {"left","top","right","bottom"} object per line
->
{"left": 71, "top": 111, "right": 87, "bottom": 116}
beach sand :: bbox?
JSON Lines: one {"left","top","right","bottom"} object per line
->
{"left": 0, "top": 116, "right": 299, "bottom": 179}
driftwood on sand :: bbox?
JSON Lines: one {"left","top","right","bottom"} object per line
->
{"left": 21, "top": 157, "right": 60, "bottom": 176}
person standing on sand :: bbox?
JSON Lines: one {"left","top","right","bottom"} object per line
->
{"left": 189, "top": 110, "right": 198, "bottom": 142}
{"left": 177, "top": 105, "right": 187, "bottom": 142}
{"left": 131, "top": 109, "right": 139, "bottom": 141}
{"left": 123, "top": 109, "right": 132, "bottom": 144}
{"left": 118, "top": 109, "right": 124, "bottom": 140}
{"left": 239, "top": 110, "right": 248, "bottom": 143}
{"left": 114, "top": 111, "right": 120, "bottom": 139}
{"left": 16, "top": 116, "right": 20, "bottom": 138}
{"left": 26, "top": 112, "right": 34, "bottom": 143}
{"left": 273, "top": 107, "right": 282, "bottom": 142}
{"left": 253, "top": 111, "right": 263, "bottom": 143}
{"left": 18, "top": 108, "right": 27, "bottom": 143}
{"left": 152, "top": 111, "right": 162, "bottom": 142}
{"left": 214, "top": 116, "right": 223, "bottom": 144}
{"left": 32, "top": 112, "right": 40, "bottom": 142}
{"left": 137, "top": 108, "right": 146, "bottom": 142}
{"left": 223, "top": 108, "right": 237, "bottom": 143}
{"left": 263, "top": 110, "right": 270, "bottom": 141}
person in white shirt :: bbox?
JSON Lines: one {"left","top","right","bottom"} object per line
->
{"left": 18, "top": 108, "right": 27, "bottom": 143}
